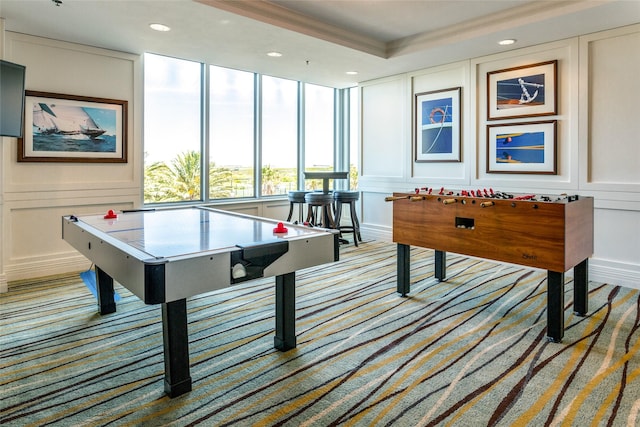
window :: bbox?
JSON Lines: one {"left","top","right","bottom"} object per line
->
{"left": 304, "top": 83, "right": 335, "bottom": 191}
{"left": 144, "top": 54, "right": 202, "bottom": 203}
{"left": 143, "top": 53, "right": 354, "bottom": 205}
{"left": 209, "top": 65, "right": 255, "bottom": 199}
{"left": 261, "top": 75, "right": 298, "bottom": 196}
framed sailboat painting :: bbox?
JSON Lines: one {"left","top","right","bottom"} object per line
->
{"left": 18, "top": 91, "right": 127, "bottom": 162}
{"left": 487, "top": 60, "right": 557, "bottom": 120}
{"left": 414, "top": 87, "right": 461, "bottom": 162}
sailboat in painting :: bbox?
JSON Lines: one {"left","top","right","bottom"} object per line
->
{"left": 33, "top": 103, "right": 106, "bottom": 139}
{"left": 32, "top": 104, "right": 58, "bottom": 134}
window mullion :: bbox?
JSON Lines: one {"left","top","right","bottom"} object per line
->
{"left": 255, "top": 74, "right": 262, "bottom": 198}
{"left": 201, "top": 63, "right": 210, "bottom": 202}
{"left": 298, "top": 82, "right": 305, "bottom": 190}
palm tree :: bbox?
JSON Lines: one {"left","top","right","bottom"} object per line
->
{"left": 209, "top": 166, "right": 234, "bottom": 198}
{"left": 144, "top": 150, "right": 201, "bottom": 202}
{"left": 145, "top": 150, "right": 242, "bottom": 202}
{"left": 261, "top": 164, "right": 280, "bottom": 195}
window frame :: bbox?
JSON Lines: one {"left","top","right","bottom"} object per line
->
{"left": 143, "top": 53, "right": 355, "bottom": 206}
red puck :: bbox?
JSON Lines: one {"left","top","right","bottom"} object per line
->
{"left": 273, "top": 222, "right": 288, "bottom": 233}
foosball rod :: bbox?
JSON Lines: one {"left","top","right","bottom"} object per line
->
{"left": 384, "top": 195, "right": 411, "bottom": 202}
{"left": 416, "top": 187, "right": 494, "bottom": 197}
{"left": 385, "top": 195, "right": 425, "bottom": 202}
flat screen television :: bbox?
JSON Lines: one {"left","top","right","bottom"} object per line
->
{"left": 0, "top": 59, "right": 26, "bottom": 138}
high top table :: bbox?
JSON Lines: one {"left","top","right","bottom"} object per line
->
{"left": 303, "top": 171, "right": 349, "bottom": 229}
{"left": 303, "top": 171, "right": 349, "bottom": 194}
{"left": 62, "top": 206, "right": 338, "bottom": 397}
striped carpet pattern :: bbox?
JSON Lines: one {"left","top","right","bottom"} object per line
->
{"left": 1, "top": 241, "right": 639, "bottom": 426}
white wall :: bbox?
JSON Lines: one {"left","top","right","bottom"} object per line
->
{"left": 358, "top": 24, "right": 640, "bottom": 290}
{"left": 0, "top": 33, "right": 141, "bottom": 282}
{"left": 0, "top": 31, "right": 291, "bottom": 285}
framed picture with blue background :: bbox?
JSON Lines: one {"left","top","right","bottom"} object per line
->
{"left": 487, "top": 60, "right": 557, "bottom": 121}
{"left": 414, "top": 87, "right": 461, "bottom": 162}
{"left": 486, "top": 120, "right": 557, "bottom": 174}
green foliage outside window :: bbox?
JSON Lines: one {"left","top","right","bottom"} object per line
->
{"left": 145, "top": 150, "right": 358, "bottom": 203}
{"left": 145, "top": 150, "right": 233, "bottom": 203}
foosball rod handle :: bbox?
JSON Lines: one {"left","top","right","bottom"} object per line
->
{"left": 384, "top": 195, "right": 410, "bottom": 202}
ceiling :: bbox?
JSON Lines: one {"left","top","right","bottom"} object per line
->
{"left": 1, "top": 0, "right": 639, "bottom": 88}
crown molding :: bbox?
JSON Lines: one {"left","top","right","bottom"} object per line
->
{"left": 196, "top": 0, "right": 387, "bottom": 58}
{"left": 387, "top": 0, "right": 607, "bottom": 56}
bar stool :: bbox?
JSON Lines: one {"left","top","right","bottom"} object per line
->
{"left": 305, "top": 192, "right": 335, "bottom": 228}
{"left": 333, "top": 191, "right": 362, "bottom": 246}
{"left": 286, "top": 191, "right": 310, "bottom": 223}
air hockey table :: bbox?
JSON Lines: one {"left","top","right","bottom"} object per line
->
{"left": 62, "top": 206, "right": 338, "bottom": 397}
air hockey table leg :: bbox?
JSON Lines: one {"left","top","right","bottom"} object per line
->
{"left": 546, "top": 271, "right": 565, "bottom": 343}
{"left": 162, "top": 299, "right": 192, "bottom": 397}
{"left": 274, "top": 272, "right": 297, "bottom": 351}
{"left": 95, "top": 266, "right": 116, "bottom": 315}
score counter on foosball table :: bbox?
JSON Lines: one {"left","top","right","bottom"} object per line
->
{"left": 387, "top": 188, "right": 594, "bottom": 343}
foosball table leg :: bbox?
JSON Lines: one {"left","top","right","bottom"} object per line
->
{"left": 546, "top": 271, "right": 565, "bottom": 343}
{"left": 435, "top": 250, "right": 446, "bottom": 282}
{"left": 573, "top": 259, "right": 589, "bottom": 316}
{"left": 397, "top": 243, "right": 410, "bottom": 297}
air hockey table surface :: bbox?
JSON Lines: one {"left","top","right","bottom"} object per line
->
{"left": 63, "top": 206, "right": 338, "bottom": 303}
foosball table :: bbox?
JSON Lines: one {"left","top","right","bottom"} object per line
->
{"left": 386, "top": 187, "right": 594, "bottom": 342}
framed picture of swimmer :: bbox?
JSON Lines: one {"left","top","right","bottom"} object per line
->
{"left": 486, "top": 120, "right": 557, "bottom": 174}
{"left": 414, "top": 87, "right": 461, "bottom": 162}
{"left": 487, "top": 60, "right": 557, "bottom": 120}
{"left": 18, "top": 91, "right": 127, "bottom": 163}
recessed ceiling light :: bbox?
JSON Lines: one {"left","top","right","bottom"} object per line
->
{"left": 346, "top": 71, "right": 358, "bottom": 75}
{"left": 150, "top": 23, "right": 171, "bottom": 32}
{"left": 267, "top": 51, "right": 283, "bottom": 57}
{"left": 498, "top": 39, "right": 516, "bottom": 46}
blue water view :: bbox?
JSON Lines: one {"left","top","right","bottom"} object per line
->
{"left": 33, "top": 133, "right": 116, "bottom": 153}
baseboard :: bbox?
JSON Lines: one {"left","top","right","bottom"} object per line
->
{"left": 0, "top": 274, "right": 7, "bottom": 293}
{"left": 589, "top": 259, "right": 640, "bottom": 290}
{"left": 5, "top": 254, "right": 89, "bottom": 283}
{"left": 360, "top": 224, "right": 392, "bottom": 242}
{"left": 360, "top": 225, "right": 640, "bottom": 291}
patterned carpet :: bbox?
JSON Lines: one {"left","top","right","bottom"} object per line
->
{"left": 1, "top": 241, "right": 639, "bottom": 426}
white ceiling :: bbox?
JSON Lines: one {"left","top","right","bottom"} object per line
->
{"left": 1, "top": 0, "right": 639, "bottom": 88}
